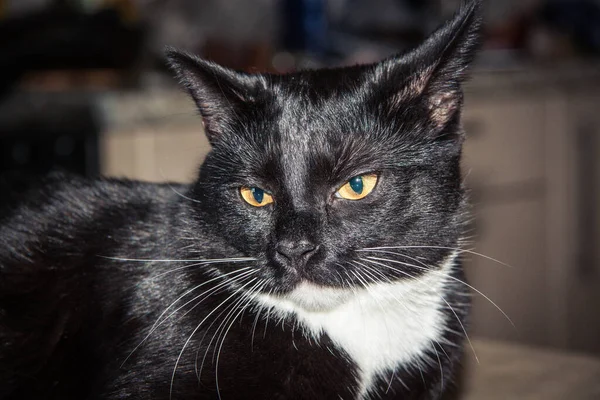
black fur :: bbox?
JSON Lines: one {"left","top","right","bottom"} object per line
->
{"left": 0, "top": 2, "right": 481, "bottom": 399}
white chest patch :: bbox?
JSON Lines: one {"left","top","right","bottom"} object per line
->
{"left": 255, "top": 253, "right": 457, "bottom": 399}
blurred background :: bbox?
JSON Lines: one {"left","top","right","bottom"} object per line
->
{"left": 0, "top": 0, "right": 599, "bottom": 396}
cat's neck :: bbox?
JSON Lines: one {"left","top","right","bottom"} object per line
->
{"left": 255, "top": 251, "right": 460, "bottom": 398}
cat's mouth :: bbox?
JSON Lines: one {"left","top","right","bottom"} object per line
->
{"left": 278, "top": 281, "right": 354, "bottom": 312}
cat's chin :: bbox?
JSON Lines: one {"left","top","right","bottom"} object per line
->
{"left": 283, "top": 281, "right": 354, "bottom": 312}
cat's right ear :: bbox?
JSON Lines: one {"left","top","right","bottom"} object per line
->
{"left": 166, "top": 49, "right": 263, "bottom": 142}
{"left": 374, "top": 0, "right": 482, "bottom": 134}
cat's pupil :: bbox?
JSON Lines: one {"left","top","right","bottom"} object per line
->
{"left": 349, "top": 176, "right": 364, "bottom": 194}
{"left": 251, "top": 187, "right": 264, "bottom": 203}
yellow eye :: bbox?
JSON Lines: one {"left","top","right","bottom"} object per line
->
{"left": 240, "top": 187, "right": 274, "bottom": 207}
{"left": 336, "top": 174, "right": 378, "bottom": 200}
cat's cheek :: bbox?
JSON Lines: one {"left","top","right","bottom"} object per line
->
{"left": 328, "top": 197, "right": 390, "bottom": 238}
{"left": 211, "top": 193, "right": 274, "bottom": 252}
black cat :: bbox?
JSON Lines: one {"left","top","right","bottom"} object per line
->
{"left": 0, "top": 1, "right": 481, "bottom": 399}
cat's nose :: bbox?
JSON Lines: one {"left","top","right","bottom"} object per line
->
{"left": 276, "top": 240, "right": 317, "bottom": 266}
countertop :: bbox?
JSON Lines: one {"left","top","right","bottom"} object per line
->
{"left": 459, "top": 339, "right": 600, "bottom": 399}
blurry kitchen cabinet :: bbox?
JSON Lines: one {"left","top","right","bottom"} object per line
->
{"left": 465, "top": 198, "right": 547, "bottom": 346}
{"left": 100, "top": 128, "right": 136, "bottom": 178}
{"left": 543, "top": 90, "right": 600, "bottom": 355}
{"left": 100, "top": 123, "right": 209, "bottom": 183}
{"left": 99, "top": 90, "right": 207, "bottom": 183}
{"left": 462, "top": 97, "right": 545, "bottom": 187}
{"left": 131, "top": 130, "right": 158, "bottom": 182}
{"left": 461, "top": 94, "right": 548, "bottom": 347}
{"left": 562, "top": 91, "right": 600, "bottom": 354}
{"left": 461, "top": 94, "right": 547, "bottom": 347}
{"left": 463, "top": 83, "right": 600, "bottom": 355}
{"left": 153, "top": 127, "right": 210, "bottom": 183}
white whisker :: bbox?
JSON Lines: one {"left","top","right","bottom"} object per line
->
{"left": 169, "top": 277, "right": 259, "bottom": 400}
{"left": 432, "top": 340, "right": 444, "bottom": 392}
{"left": 121, "top": 268, "right": 255, "bottom": 367}
{"left": 251, "top": 278, "right": 273, "bottom": 351}
{"left": 215, "top": 279, "right": 268, "bottom": 400}
{"left": 364, "top": 255, "right": 514, "bottom": 327}
{"left": 349, "top": 268, "right": 394, "bottom": 361}
{"left": 149, "top": 262, "right": 219, "bottom": 279}
{"left": 194, "top": 301, "right": 237, "bottom": 381}
{"left": 150, "top": 259, "right": 256, "bottom": 279}
{"left": 99, "top": 256, "right": 256, "bottom": 263}
{"left": 439, "top": 294, "right": 479, "bottom": 364}
{"left": 193, "top": 273, "right": 264, "bottom": 381}
{"left": 168, "top": 182, "right": 202, "bottom": 204}
{"left": 358, "top": 257, "right": 480, "bottom": 363}
{"left": 359, "top": 246, "right": 512, "bottom": 268}
{"left": 356, "top": 259, "right": 451, "bottom": 388}
{"left": 172, "top": 271, "right": 258, "bottom": 327}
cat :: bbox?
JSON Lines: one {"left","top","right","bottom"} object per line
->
{"left": 0, "top": 1, "right": 481, "bottom": 399}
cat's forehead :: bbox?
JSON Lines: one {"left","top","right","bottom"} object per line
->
{"left": 269, "top": 91, "right": 366, "bottom": 160}
{"left": 234, "top": 95, "right": 387, "bottom": 197}
{"left": 214, "top": 65, "right": 430, "bottom": 189}
{"left": 229, "top": 73, "right": 400, "bottom": 179}
{"left": 267, "top": 72, "right": 373, "bottom": 138}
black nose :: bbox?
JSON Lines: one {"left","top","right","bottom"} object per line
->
{"left": 276, "top": 240, "right": 317, "bottom": 266}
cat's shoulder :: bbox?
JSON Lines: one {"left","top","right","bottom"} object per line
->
{"left": 0, "top": 172, "right": 188, "bottom": 266}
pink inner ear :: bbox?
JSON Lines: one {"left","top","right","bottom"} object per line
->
{"left": 403, "top": 66, "right": 436, "bottom": 99}
{"left": 428, "top": 90, "right": 460, "bottom": 129}
{"left": 386, "top": 65, "right": 435, "bottom": 110}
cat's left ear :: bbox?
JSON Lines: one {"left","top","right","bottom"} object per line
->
{"left": 166, "top": 49, "right": 264, "bottom": 143}
{"left": 377, "top": 0, "right": 483, "bottom": 132}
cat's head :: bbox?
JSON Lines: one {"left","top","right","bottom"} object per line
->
{"left": 167, "top": 1, "right": 481, "bottom": 311}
